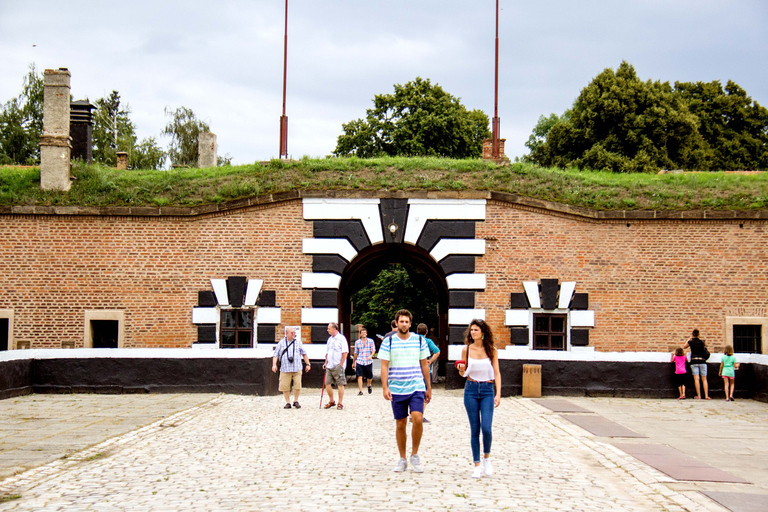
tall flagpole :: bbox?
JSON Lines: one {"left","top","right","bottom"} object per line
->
{"left": 492, "top": 0, "right": 501, "bottom": 159}
{"left": 279, "top": 0, "right": 289, "bottom": 158}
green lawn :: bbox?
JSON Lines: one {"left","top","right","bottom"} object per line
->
{"left": 1, "top": 157, "right": 767, "bottom": 210}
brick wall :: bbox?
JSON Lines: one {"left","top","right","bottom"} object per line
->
{"left": 1, "top": 195, "right": 766, "bottom": 352}
{"left": 0, "top": 201, "right": 312, "bottom": 348}
{"left": 477, "top": 201, "right": 768, "bottom": 352}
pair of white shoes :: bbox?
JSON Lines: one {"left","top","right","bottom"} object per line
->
{"left": 471, "top": 458, "right": 493, "bottom": 478}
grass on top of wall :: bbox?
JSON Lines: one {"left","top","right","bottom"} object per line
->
{"left": 1, "top": 157, "right": 767, "bottom": 210}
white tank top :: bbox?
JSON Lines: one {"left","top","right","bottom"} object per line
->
{"left": 465, "top": 356, "right": 494, "bottom": 381}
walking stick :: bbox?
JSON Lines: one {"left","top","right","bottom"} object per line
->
{"left": 319, "top": 366, "right": 326, "bottom": 409}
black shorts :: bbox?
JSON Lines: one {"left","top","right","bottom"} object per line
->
{"left": 673, "top": 372, "right": 686, "bottom": 387}
{"left": 355, "top": 363, "right": 373, "bottom": 379}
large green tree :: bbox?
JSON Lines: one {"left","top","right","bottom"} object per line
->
{"left": 162, "top": 106, "right": 209, "bottom": 167}
{"left": 0, "top": 63, "right": 43, "bottom": 165}
{"left": 675, "top": 80, "right": 768, "bottom": 171}
{"left": 351, "top": 264, "right": 438, "bottom": 340}
{"left": 527, "top": 62, "right": 706, "bottom": 172}
{"left": 334, "top": 77, "right": 491, "bottom": 158}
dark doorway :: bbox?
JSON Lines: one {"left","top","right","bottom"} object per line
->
{"left": 339, "top": 243, "right": 449, "bottom": 371}
{"left": 0, "top": 318, "right": 8, "bottom": 351}
{"left": 91, "top": 320, "right": 119, "bottom": 349}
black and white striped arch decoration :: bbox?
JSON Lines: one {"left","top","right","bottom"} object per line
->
{"left": 302, "top": 198, "right": 487, "bottom": 342}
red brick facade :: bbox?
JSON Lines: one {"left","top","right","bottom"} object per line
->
{"left": 1, "top": 194, "right": 766, "bottom": 353}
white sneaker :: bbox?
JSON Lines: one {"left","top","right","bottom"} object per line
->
{"left": 483, "top": 458, "right": 493, "bottom": 476}
{"left": 471, "top": 465, "right": 483, "bottom": 479}
{"left": 393, "top": 457, "right": 407, "bottom": 472}
{"left": 409, "top": 454, "right": 424, "bottom": 473}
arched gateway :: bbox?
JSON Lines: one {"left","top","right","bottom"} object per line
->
{"left": 300, "top": 198, "right": 487, "bottom": 348}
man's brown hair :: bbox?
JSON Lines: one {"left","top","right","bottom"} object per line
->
{"left": 395, "top": 309, "right": 412, "bottom": 323}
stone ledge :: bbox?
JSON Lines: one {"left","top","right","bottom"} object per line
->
{"left": 1, "top": 189, "right": 767, "bottom": 221}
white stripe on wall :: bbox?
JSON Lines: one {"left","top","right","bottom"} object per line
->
{"left": 403, "top": 199, "right": 486, "bottom": 244}
{"left": 301, "top": 307, "right": 339, "bottom": 325}
{"left": 244, "top": 279, "right": 263, "bottom": 306}
{"left": 430, "top": 238, "right": 486, "bottom": 263}
{"left": 446, "top": 273, "right": 486, "bottom": 290}
{"left": 303, "top": 198, "right": 384, "bottom": 244}
{"left": 211, "top": 279, "right": 229, "bottom": 306}
{"left": 558, "top": 282, "right": 576, "bottom": 309}
{"left": 192, "top": 307, "right": 218, "bottom": 324}
{"left": 256, "top": 307, "right": 281, "bottom": 324}
{"left": 448, "top": 308, "right": 486, "bottom": 325}
{"left": 301, "top": 273, "right": 341, "bottom": 289}
{"left": 302, "top": 238, "right": 358, "bottom": 262}
{"left": 570, "top": 310, "right": 595, "bottom": 327}
{"left": 505, "top": 309, "right": 529, "bottom": 326}
{"left": 523, "top": 281, "right": 541, "bottom": 309}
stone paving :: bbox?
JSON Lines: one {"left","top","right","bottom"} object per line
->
{"left": 0, "top": 389, "right": 765, "bottom": 511}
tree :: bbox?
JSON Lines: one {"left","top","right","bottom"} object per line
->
{"left": 333, "top": 77, "right": 491, "bottom": 158}
{"left": 527, "top": 62, "right": 768, "bottom": 172}
{"left": 92, "top": 91, "right": 137, "bottom": 166}
{"left": 0, "top": 63, "right": 43, "bottom": 165}
{"left": 350, "top": 264, "right": 438, "bottom": 339}
{"left": 675, "top": 80, "right": 768, "bottom": 170}
{"left": 130, "top": 136, "right": 166, "bottom": 170}
{"left": 162, "top": 106, "right": 210, "bottom": 167}
{"left": 528, "top": 62, "right": 706, "bottom": 172}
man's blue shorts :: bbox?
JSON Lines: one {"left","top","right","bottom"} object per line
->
{"left": 391, "top": 391, "right": 425, "bottom": 420}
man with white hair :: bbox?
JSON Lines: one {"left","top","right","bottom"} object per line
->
{"left": 323, "top": 322, "right": 349, "bottom": 410}
{"left": 272, "top": 327, "right": 311, "bottom": 409}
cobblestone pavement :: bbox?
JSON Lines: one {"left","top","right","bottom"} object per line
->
{"left": 0, "top": 389, "right": 762, "bottom": 511}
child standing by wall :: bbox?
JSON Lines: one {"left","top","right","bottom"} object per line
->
{"left": 719, "top": 345, "right": 740, "bottom": 401}
{"left": 671, "top": 347, "right": 688, "bottom": 399}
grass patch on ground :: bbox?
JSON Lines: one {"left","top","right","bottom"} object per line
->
{"left": 1, "top": 157, "right": 767, "bottom": 210}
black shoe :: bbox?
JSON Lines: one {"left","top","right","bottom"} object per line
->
{"left": 293, "top": 401, "right": 301, "bottom": 409}
{"left": 368, "top": 386, "right": 372, "bottom": 394}
{"left": 358, "top": 391, "right": 363, "bottom": 396}
{"left": 284, "top": 403, "right": 292, "bottom": 409}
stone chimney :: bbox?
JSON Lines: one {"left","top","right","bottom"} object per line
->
{"left": 198, "top": 132, "right": 217, "bottom": 168}
{"left": 40, "top": 68, "right": 72, "bottom": 191}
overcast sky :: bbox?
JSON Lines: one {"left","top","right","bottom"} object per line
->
{"left": 1, "top": 1, "right": 766, "bottom": 164}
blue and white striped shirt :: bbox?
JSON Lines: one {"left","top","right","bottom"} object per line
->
{"left": 378, "top": 332, "right": 429, "bottom": 395}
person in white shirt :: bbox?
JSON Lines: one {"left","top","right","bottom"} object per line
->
{"left": 456, "top": 319, "right": 501, "bottom": 479}
{"left": 323, "top": 322, "right": 349, "bottom": 410}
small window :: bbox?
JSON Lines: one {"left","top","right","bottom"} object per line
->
{"left": 220, "top": 309, "right": 253, "bottom": 348}
{"left": 533, "top": 314, "right": 566, "bottom": 351}
{"left": 91, "top": 320, "right": 119, "bottom": 349}
{"left": 733, "top": 325, "right": 762, "bottom": 353}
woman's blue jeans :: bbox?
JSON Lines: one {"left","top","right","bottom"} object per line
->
{"left": 463, "top": 380, "right": 495, "bottom": 463}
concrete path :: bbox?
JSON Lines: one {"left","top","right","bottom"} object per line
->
{"left": 0, "top": 389, "right": 766, "bottom": 511}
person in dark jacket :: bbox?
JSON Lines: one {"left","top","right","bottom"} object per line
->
{"left": 683, "top": 329, "right": 711, "bottom": 399}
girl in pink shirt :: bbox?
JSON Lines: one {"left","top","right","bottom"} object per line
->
{"left": 671, "top": 347, "right": 688, "bottom": 399}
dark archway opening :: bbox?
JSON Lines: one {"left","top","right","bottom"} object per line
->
{"left": 339, "top": 243, "right": 449, "bottom": 376}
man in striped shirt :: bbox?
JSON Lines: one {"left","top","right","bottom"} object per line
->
{"left": 379, "top": 309, "right": 431, "bottom": 473}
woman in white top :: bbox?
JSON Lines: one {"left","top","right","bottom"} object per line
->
{"left": 456, "top": 319, "right": 501, "bottom": 478}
